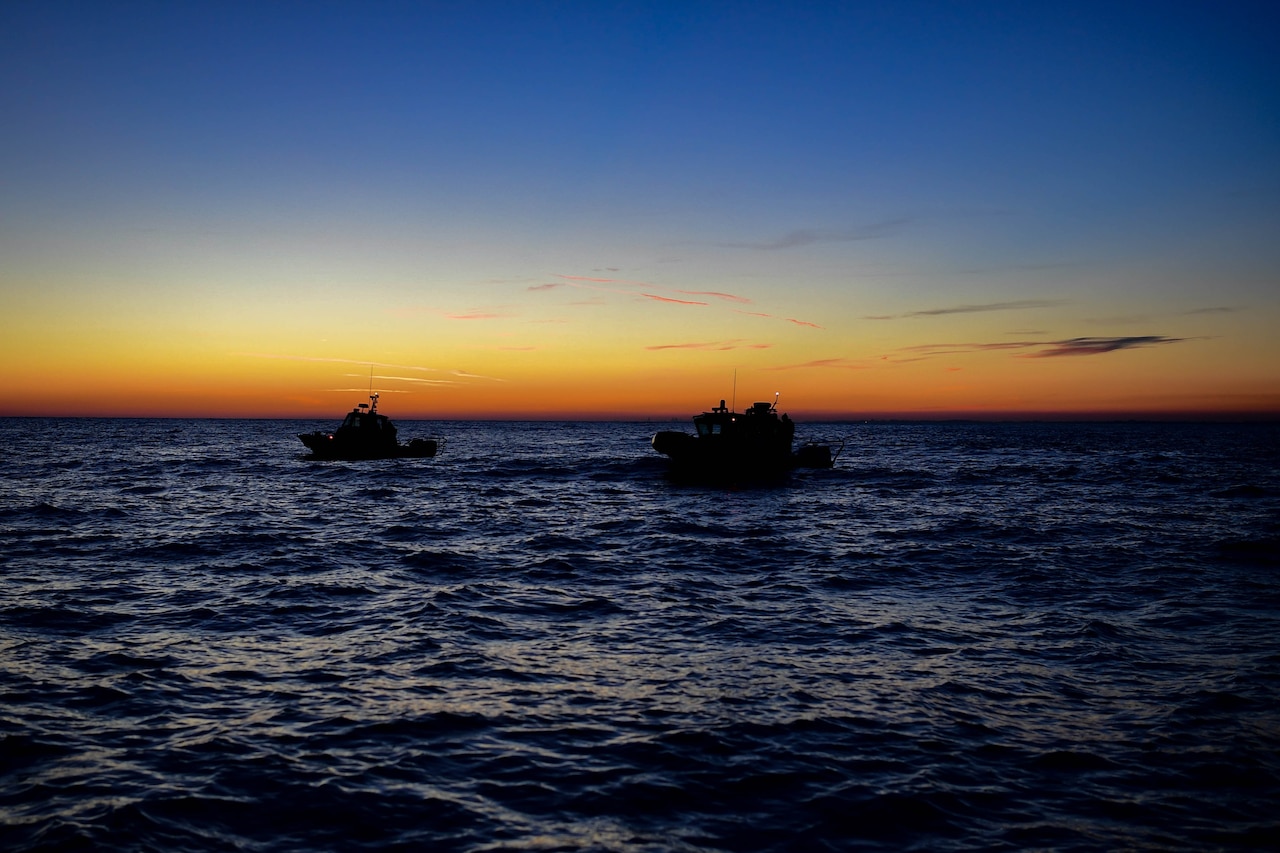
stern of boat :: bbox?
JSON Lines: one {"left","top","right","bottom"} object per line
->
{"left": 652, "top": 430, "right": 695, "bottom": 458}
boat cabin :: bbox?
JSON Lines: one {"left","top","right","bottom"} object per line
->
{"left": 691, "top": 400, "right": 794, "bottom": 442}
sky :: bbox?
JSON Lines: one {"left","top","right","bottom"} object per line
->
{"left": 2, "top": 0, "right": 1278, "bottom": 419}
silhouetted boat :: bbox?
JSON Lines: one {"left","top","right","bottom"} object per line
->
{"left": 299, "top": 394, "right": 444, "bottom": 460}
{"left": 651, "top": 396, "right": 840, "bottom": 481}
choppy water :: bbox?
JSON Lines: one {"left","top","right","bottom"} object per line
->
{"left": 2, "top": 417, "right": 1279, "bottom": 851}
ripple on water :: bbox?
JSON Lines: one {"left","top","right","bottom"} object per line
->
{"left": 0, "top": 419, "right": 1277, "bottom": 851}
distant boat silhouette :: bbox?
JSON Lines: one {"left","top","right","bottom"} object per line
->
{"left": 651, "top": 396, "right": 840, "bottom": 481}
{"left": 298, "top": 393, "right": 444, "bottom": 460}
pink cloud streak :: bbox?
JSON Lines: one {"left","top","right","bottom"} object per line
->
{"left": 678, "top": 290, "right": 753, "bottom": 304}
{"left": 643, "top": 293, "right": 708, "bottom": 306}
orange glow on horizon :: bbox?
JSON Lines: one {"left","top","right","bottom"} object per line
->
{"left": 4, "top": 280, "right": 1277, "bottom": 421}
{"left": 4, "top": 357, "right": 1277, "bottom": 421}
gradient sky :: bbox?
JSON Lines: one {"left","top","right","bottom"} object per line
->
{"left": 3, "top": 1, "right": 1278, "bottom": 418}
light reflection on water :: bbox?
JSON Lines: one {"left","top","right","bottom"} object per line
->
{"left": 1, "top": 418, "right": 1278, "bottom": 851}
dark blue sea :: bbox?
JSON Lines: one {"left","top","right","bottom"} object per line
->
{"left": 3, "top": 418, "right": 1279, "bottom": 852}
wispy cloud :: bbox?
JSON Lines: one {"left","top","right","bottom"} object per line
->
{"left": 527, "top": 283, "right": 563, "bottom": 292}
{"left": 903, "top": 335, "right": 1190, "bottom": 359}
{"left": 646, "top": 340, "right": 771, "bottom": 351}
{"left": 541, "top": 272, "right": 813, "bottom": 328}
{"left": 330, "top": 387, "right": 409, "bottom": 394}
{"left": 678, "top": 290, "right": 752, "bottom": 304}
{"left": 239, "top": 353, "right": 503, "bottom": 385}
{"left": 735, "top": 309, "right": 823, "bottom": 329}
{"left": 866, "top": 299, "right": 1067, "bottom": 320}
{"left": 1089, "top": 305, "right": 1242, "bottom": 324}
{"left": 1025, "top": 336, "right": 1188, "bottom": 357}
{"left": 549, "top": 274, "right": 751, "bottom": 305}
{"left": 557, "top": 274, "right": 624, "bottom": 283}
{"left": 763, "top": 334, "right": 1192, "bottom": 372}
{"left": 548, "top": 275, "right": 640, "bottom": 297}
{"left": 343, "top": 373, "right": 457, "bottom": 386}
{"left": 767, "top": 357, "right": 869, "bottom": 371}
{"left": 1183, "top": 306, "right": 1239, "bottom": 315}
{"left": 643, "top": 293, "right": 708, "bottom": 306}
{"left": 239, "top": 353, "right": 441, "bottom": 373}
{"left": 450, "top": 369, "right": 506, "bottom": 382}
{"left": 716, "top": 217, "right": 913, "bottom": 251}
{"left": 903, "top": 341, "right": 1042, "bottom": 355}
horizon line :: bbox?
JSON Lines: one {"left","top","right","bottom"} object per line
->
{"left": 3, "top": 409, "right": 1278, "bottom": 423}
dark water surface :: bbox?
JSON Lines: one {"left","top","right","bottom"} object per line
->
{"left": 2, "top": 418, "right": 1279, "bottom": 851}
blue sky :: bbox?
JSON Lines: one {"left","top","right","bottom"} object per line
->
{"left": 3, "top": 1, "right": 1278, "bottom": 416}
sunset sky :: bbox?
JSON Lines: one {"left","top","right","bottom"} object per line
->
{"left": 3, "top": 1, "right": 1277, "bottom": 419}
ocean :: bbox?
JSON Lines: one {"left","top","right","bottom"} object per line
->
{"left": 2, "top": 417, "right": 1278, "bottom": 851}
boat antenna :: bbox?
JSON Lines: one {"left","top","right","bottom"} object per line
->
{"left": 732, "top": 369, "right": 737, "bottom": 413}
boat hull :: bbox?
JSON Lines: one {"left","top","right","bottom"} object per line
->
{"left": 650, "top": 422, "right": 839, "bottom": 481}
{"left": 298, "top": 432, "right": 440, "bottom": 461}
{"left": 651, "top": 429, "right": 813, "bottom": 482}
